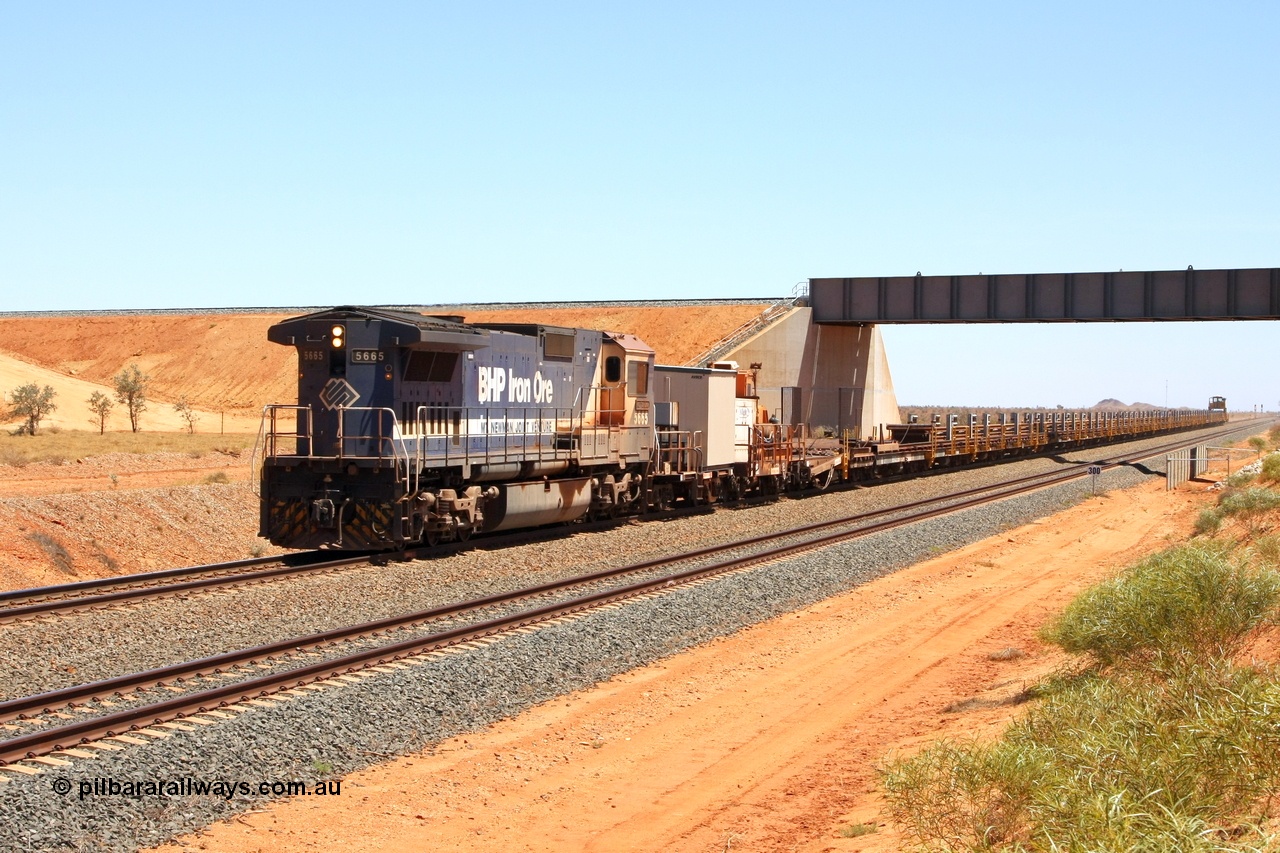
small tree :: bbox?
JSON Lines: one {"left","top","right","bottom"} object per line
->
{"left": 173, "top": 397, "right": 199, "bottom": 434}
{"left": 87, "top": 390, "right": 114, "bottom": 435}
{"left": 113, "top": 364, "right": 150, "bottom": 433}
{"left": 7, "top": 384, "right": 57, "bottom": 436}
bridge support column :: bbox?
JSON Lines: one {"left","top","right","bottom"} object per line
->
{"left": 717, "top": 307, "right": 900, "bottom": 440}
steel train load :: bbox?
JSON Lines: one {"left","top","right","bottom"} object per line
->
{"left": 255, "top": 307, "right": 1229, "bottom": 550}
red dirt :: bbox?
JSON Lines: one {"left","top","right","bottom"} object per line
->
{"left": 0, "top": 309, "right": 1254, "bottom": 850}
{"left": 0, "top": 305, "right": 768, "bottom": 431}
{"left": 149, "top": 477, "right": 1216, "bottom": 853}
{"left": 462, "top": 305, "right": 771, "bottom": 366}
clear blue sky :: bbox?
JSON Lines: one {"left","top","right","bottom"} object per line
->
{"left": 1, "top": 2, "right": 1276, "bottom": 408}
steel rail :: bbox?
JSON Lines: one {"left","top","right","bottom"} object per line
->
{"left": 0, "top": 510, "right": 685, "bottom": 623}
{"left": 0, "top": 553, "right": 367, "bottom": 623}
{"left": 2, "top": 423, "right": 1242, "bottom": 722}
{"left": 0, "top": 420, "right": 1246, "bottom": 624}
{"left": 0, "top": 553, "right": 316, "bottom": 605}
{"left": 0, "top": 458, "right": 1090, "bottom": 724}
{"left": 0, "top": 422, "right": 1259, "bottom": 764}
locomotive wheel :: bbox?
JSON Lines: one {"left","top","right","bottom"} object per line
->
{"left": 425, "top": 529, "right": 441, "bottom": 547}
{"left": 457, "top": 525, "right": 472, "bottom": 542}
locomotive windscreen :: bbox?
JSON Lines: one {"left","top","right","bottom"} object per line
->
{"left": 404, "top": 351, "right": 459, "bottom": 383}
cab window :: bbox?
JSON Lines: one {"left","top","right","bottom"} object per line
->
{"left": 627, "top": 360, "right": 649, "bottom": 397}
{"left": 604, "top": 356, "right": 622, "bottom": 384}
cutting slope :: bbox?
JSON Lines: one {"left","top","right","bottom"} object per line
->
{"left": 0, "top": 304, "right": 770, "bottom": 425}
{"left": 0, "top": 314, "right": 295, "bottom": 422}
{"left": 0, "top": 350, "right": 246, "bottom": 433}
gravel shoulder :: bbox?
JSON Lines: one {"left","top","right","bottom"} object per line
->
{"left": 0, "top": 422, "right": 1261, "bottom": 852}
{"left": 143, "top": 467, "right": 1215, "bottom": 852}
{"left": 0, "top": 423, "right": 1240, "bottom": 703}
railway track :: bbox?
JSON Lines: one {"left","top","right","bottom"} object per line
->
{"left": 0, "top": 551, "right": 336, "bottom": 623}
{"left": 0, "top": 422, "right": 1248, "bottom": 625}
{"left": 0, "top": 510, "right": 705, "bottom": 624}
{"left": 0, "top": 422, "right": 1257, "bottom": 766}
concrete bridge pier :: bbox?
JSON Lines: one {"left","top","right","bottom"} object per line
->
{"left": 713, "top": 306, "right": 901, "bottom": 441}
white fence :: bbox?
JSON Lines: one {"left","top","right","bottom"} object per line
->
{"left": 1166, "top": 445, "right": 1208, "bottom": 490}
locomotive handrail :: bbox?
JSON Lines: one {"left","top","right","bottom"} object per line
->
{"left": 334, "top": 407, "right": 411, "bottom": 494}
{"left": 406, "top": 404, "right": 609, "bottom": 480}
{"left": 333, "top": 407, "right": 401, "bottom": 460}
{"left": 256, "top": 405, "right": 313, "bottom": 462}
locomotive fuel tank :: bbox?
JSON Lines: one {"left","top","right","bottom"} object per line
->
{"left": 482, "top": 477, "right": 594, "bottom": 532}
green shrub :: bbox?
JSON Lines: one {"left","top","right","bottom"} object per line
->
{"left": 1219, "top": 487, "right": 1280, "bottom": 523}
{"left": 1262, "top": 454, "right": 1280, "bottom": 484}
{"left": 881, "top": 738, "right": 1046, "bottom": 851}
{"left": 1248, "top": 436, "right": 1268, "bottom": 452}
{"left": 1224, "top": 469, "right": 1257, "bottom": 489}
{"left": 1041, "top": 544, "right": 1280, "bottom": 669}
{"left": 1254, "top": 535, "right": 1280, "bottom": 566}
{"left": 1193, "top": 508, "right": 1222, "bottom": 536}
{"left": 882, "top": 665, "right": 1280, "bottom": 852}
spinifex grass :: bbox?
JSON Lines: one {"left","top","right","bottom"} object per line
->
{"left": 882, "top": 664, "right": 1280, "bottom": 852}
{"left": 880, "top": 539, "right": 1280, "bottom": 852}
{"left": 1194, "top": 507, "right": 1223, "bottom": 536}
{"left": 1225, "top": 469, "right": 1260, "bottom": 489}
{"left": 1219, "top": 488, "right": 1280, "bottom": 522}
{"left": 1042, "top": 542, "right": 1280, "bottom": 671}
{"left": 0, "top": 430, "right": 255, "bottom": 467}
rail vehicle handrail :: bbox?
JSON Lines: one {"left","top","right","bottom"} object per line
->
{"left": 256, "top": 404, "right": 412, "bottom": 492}
{"left": 256, "top": 405, "right": 313, "bottom": 462}
{"left": 655, "top": 429, "right": 704, "bottom": 474}
{"left": 333, "top": 406, "right": 412, "bottom": 495}
{"left": 333, "top": 406, "right": 400, "bottom": 458}
{"left": 406, "top": 404, "right": 581, "bottom": 488}
{"left": 749, "top": 422, "right": 807, "bottom": 474}
{"left": 397, "top": 398, "right": 653, "bottom": 481}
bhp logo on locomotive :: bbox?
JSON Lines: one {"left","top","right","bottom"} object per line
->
{"left": 477, "top": 366, "right": 555, "bottom": 405}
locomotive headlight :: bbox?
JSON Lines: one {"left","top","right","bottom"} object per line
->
{"left": 330, "top": 325, "right": 345, "bottom": 348}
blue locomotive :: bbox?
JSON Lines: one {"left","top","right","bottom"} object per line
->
{"left": 258, "top": 307, "right": 656, "bottom": 548}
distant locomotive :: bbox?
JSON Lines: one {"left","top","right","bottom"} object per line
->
{"left": 1209, "top": 396, "right": 1228, "bottom": 412}
{"left": 256, "top": 306, "right": 1230, "bottom": 551}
